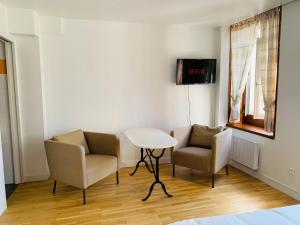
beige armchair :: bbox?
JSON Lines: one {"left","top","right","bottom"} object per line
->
{"left": 44, "top": 129, "right": 120, "bottom": 204}
{"left": 171, "top": 126, "right": 232, "bottom": 188}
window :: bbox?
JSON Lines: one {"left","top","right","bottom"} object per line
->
{"left": 227, "top": 7, "right": 281, "bottom": 139}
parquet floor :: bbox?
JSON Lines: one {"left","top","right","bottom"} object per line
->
{"left": 0, "top": 165, "right": 298, "bottom": 225}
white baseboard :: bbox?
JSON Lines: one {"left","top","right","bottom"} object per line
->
{"left": 23, "top": 173, "right": 49, "bottom": 182}
{"left": 121, "top": 157, "right": 171, "bottom": 168}
{"left": 230, "top": 160, "right": 300, "bottom": 201}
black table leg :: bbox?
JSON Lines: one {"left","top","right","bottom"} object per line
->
{"left": 130, "top": 148, "right": 153, "bottom": 176}
{"left": 142, "top": 148, "right": 173, "bottom": 201}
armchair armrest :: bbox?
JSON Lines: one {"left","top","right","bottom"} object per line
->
{"left": 171, "top": 126, "right": 192, "bottom": 150}
{"left": 211, "top": 128, "right": 232, "bottom": 174}
{"left": 170, "top": 126, "right": 191, "bottom": 164}
{"left": 84, "top": 132, "right": 120, "bottom": 158}
{"left": 44, "top": 140, "right": 87, "bottom": 189}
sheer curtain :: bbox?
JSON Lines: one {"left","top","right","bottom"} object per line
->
{"left": 256, "top": 7, "right": 281, "bottom": 132}
{"left": 229, "top": 21, "right": 258, "bottom": 123}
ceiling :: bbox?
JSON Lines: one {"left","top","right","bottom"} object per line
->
{"left": 1, "top": 0, "right": 294, "bottom": 25}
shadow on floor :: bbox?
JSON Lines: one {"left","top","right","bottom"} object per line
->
{"left": 5, "top": 183, "right": 18, "bottom": 199}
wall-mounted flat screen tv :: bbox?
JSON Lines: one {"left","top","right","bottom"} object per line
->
{"left": 176, "top": 59, "right": 216, "bottom": 85}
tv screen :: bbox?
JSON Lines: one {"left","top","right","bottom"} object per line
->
{"left": 176, "top": 59, "right": 216, "bottom": 85}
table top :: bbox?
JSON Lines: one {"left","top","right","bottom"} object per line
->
{"left": 125, "top": 128, "right": 178, "bottom": 149}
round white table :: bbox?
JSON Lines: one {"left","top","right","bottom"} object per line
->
{"left": 125, "top": 128, "right": 177, "bottom": 201}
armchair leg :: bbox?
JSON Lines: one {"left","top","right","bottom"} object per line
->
{"left": 52, "top": 181, "right": 57, "bottom": 194}
{"left": 226, "top": 165, "right": 229, "bottom": 175}
{"left": 172, "top": 164, "right": 175, "bottom": 177}
{"left": 116, "top": 171, "right": 119, "bottom": 184}
{"left": 83, "top": 189, "right": 86, "bottom": 205}
{"left": 211, "top": 174, "right": 215, "bottom": 188}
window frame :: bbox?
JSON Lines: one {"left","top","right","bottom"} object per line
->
{"left": 227, "top": 7, "right": 282, "bottom": 139}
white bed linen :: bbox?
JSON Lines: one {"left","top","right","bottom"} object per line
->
{"left": 169, "top": 205, "right": 300, "bottom": 225}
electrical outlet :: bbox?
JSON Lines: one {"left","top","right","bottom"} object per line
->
{"left": 289, "top": 168, "right": 296, "bottom": 176}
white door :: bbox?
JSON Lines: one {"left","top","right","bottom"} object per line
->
{"left": 0, "top": 41, "right": 14, "bottom": 184}
{"left": 0, "top": 133, "right": 7, "bottom": 215}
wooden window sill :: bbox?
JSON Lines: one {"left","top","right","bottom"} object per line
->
{"left": 226, "top": 123, "right": 274, "bottom": 139}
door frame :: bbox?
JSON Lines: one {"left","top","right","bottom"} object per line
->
{"left": 0, "top": 37, "right": 23, "bottom": 184}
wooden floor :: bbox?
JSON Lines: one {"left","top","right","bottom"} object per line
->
{"left": 0, "top": 165, "right": 298, "bottom": 225}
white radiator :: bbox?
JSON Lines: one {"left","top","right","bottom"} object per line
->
{"left": 231, "top": 136, "right": 259, "bottom": 170}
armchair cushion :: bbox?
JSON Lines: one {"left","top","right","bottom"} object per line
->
{"left": 53, "top": 129, "right": 90, "bottom": 154}
{"left": 85, "top": 154, "right": 118, "bottom": 186}
{"left": 173, "top": 147, "right": 212, "bottom": 172}
{"left": 188, "top": 125, "right": 223, "bottom": 149}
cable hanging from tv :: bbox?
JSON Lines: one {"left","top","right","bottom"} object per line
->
{"left": 184, "top": 85, "right": 192, "bottom": 126}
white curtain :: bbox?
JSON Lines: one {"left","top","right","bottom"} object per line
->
{"left": 229, "top": 22, "right": 258, "bottom": 123}
{"left": 255, "top": 8, "right": 280, "bottom": 132}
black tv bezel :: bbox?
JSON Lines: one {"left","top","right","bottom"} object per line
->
{"left": 176, "top": 58, "right": 216, "bottom": 85}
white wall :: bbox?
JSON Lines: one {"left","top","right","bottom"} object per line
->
{"left": 0, "top": 2, "right": 8, "bottom": 35}
{"left": 7, "top": 8, "right": 39, "bottom": 36}
{"left": 165, "top": 25, "right": 220, "bottom": 128}
{"left": 217, "top": 0, "right": 300, "bottom": 200}
{"left": 0, "top": 5, "right": 49, "bottom": 182}
{"left": 215, "top": 26, "right": 230, "bottom": 126}
{"left": 40, "top": 19, "right": 220, "bottom": 166}
{"left": 14, "top": 36, "right": 49, "bottom": 181}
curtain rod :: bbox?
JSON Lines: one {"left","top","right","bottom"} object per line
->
{"left": 230, "top": 6, "right": 281, "bottom": 28}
